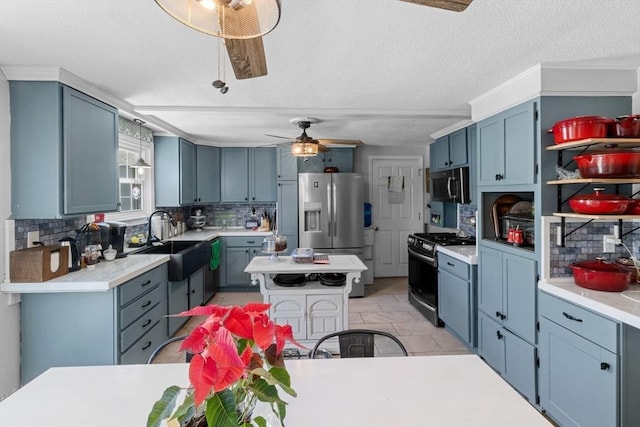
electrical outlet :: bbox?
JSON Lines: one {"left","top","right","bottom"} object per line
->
{"left": 27, "top": 231, "right": 39, "bottom": 248}
{"left": 613, "top": 224, "right": 620, "bottom": 239}
{"left": 603, "top": 235, "right": 618, "bottom": 253}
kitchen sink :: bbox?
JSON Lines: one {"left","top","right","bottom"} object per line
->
{"left": 131, "top": 240, "right": 210, "bottom": 282}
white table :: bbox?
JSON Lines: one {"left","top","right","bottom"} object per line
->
{"left": 0, "top": 355, "right": 552, "bottom": 427}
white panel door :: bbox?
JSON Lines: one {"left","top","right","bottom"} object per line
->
{"left": 369, "top": 157, "right": 423, "bottom": 277}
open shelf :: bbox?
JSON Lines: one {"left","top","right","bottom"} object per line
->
{"left": 547, "top": 178, "right": 640, "bottom": 185}
{"left": 553, "top": 212, "right": 640, "bottom": 220}
{"left": 546, "top": 138, "right": 640, "bottom": 151}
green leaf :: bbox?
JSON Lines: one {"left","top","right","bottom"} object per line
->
{"left": 205, "top": 389, "right": 239, "bottom": 427}
{"left": 172, "top": 392, "right": 196, "bottom": 425}
{"left": 253, "top": 416, "right": 268, "bottom": 427}
{"left": 146, "top": 385, "right": 181, "bottom": 427}
{"left": 252, "top": 367, "right": 297, "bottom": 397}
{"left": 249, "top": 378, "right": 284, "bottom": 404}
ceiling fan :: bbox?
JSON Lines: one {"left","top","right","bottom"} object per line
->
{"left": 266, "top": 118, "right": 364, "bottom": 157}
{"left": 399, "top": 0, "right": 473, "bottom": 12}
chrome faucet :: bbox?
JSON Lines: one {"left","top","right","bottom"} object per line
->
{"left": 147, "top": 210, "right": 177, "bottom": 246}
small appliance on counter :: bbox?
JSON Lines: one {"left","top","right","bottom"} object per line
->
{"left": 245, "top": 207, "right": 260, "bottom": 229}
{"left": 188, "top": 207, "right": 207, "bottom": 231}
{"left": 98, "top": 222, "right": 128, "bottom": 258}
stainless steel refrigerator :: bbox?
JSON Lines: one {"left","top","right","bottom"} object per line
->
{"left": 298, "top": 173, "right": 365, "bottom": 297}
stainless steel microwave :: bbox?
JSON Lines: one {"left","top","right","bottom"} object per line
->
{"left": 430, "top": 167, "right": 471, "bottom": 204}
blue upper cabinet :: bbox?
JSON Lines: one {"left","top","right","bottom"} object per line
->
{"left": 196, "top": 145, "right": 220, "bottom": 203}
{"left": 478, "top": 101, "right": 536, "bottom": 187}
{"left": 10, "top": 81, "right": 119, "bottom": 218}
{"left": 276, "top": 144, "right": 298, "bottom": 180}
{"left": 154, "top": 136, "right": 197, "bottom": 206}
{"left": 430, "top": 128, "right": 468, "bottom": 171}
{"left": 221, "top": 147, "right": 277, "bottom": 202}
{"left": 298, "top": 148, "right": 354, "bottom": 173}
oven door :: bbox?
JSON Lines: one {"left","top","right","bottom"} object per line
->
{"left": 407, "top": 247, "right": 437, "bottom": 307}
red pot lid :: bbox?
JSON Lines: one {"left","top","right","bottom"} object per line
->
{"left": 572, "top": 258, "right": 629, "bottom": 273}
{"left": 570, "top": 188, "right": 630, "bottom": 202}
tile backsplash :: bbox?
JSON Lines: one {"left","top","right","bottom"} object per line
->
{"left": 458, "top": 204, "right": 477, "bottom": 238}
{"left": 549, "top": 222, "right": 640, "bottom": 278}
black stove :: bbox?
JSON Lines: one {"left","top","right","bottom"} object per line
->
{"left": 407, "top": 232, "right": 476, "bottom": 327}
{"left": 407, "top": 232, "right": 476, "bottom": 258}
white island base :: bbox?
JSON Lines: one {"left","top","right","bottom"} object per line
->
{"left": 245, "top": 255, "right": 367, "bottom": 351}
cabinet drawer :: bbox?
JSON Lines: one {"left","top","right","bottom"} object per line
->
{"left": 438, "top": 253, "right": 470, "bottom": 280}
{"left": 120, "top": 284, "right": 163, "bottom": 330}
{"left": 120, "top": 302, "right": 164, "bottom": 353}
{"left": 224, "top": 236, "right": 262, "bottom": 247}
{"left": 119, "top": 266, "right": 165, "bottom": 307}
{"left": 539, "top": 292, "right": 618, "bottom": 352}
{"left": 120, "top": 319, "right": 167, "bottom": 365}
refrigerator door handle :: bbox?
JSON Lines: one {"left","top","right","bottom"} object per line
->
{"left": 333, "top": 181, "right": 338, "bottom": 236}
{"left": 327, "top": 181, "right": 332, "bottom": 237}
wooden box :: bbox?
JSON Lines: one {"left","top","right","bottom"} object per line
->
{"left": 10, "top": 245, "right": 69, "bottom": 282}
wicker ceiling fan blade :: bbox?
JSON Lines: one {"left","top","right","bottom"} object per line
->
{"left": 399, "top": 0, "right": 473, "bottom": 12}
{"left": 317, "top": 139, "right": 364, "bottom": 146}
{"left": 265, "top": 133, "right": 295, "bottom": 140}
{"left": 225, "top": 37, "right": 268, "bottom": 80}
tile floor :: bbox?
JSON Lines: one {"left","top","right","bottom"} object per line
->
{"left": 153, "top": 277, "right": 470, "bottom": 363}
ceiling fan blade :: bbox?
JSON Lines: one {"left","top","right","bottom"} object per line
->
{"left": 318, "top": 144, "right": 329, "bottom": 153}
{"left": 317, "top": 139, "right": 364, "bottom": 146}
{"left": 265, "top": 133, "right": 295, "bottom": 140}
{"left": 225, "top": 37, "right": 268, "bottom": 80}
{"left": 399, "top": 0, "right": 473, "bottom": 12}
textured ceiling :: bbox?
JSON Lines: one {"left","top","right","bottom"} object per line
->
{"left": 1, "top": 0, "right": 639, "bottom": 147}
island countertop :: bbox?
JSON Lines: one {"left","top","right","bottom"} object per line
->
{"left": 245, "top": 254, "right": 368, "bottom": 274}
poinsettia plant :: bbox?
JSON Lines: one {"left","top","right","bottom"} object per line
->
{"left": 147, "top": 303, "right": 305, "bottom": 427}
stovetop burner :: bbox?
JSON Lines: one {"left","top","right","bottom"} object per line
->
{"left": 412, "top": 232, "right": 476, "bottom": 246}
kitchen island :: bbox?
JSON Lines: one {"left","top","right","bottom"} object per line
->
{"left": 0, "top": 355, "right": 553, "bottom": 427}
{"left": 245, "top": 255, "right": 367, "bottom": 349}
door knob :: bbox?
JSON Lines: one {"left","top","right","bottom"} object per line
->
{"left": 373, "top": 226, "right": 379, "bottom": 231}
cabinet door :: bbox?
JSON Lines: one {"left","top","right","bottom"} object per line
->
{"left": 431, "top": 136, "right": 450, "bottom": 171}
{"left": 503, "top": 101, "right": 536, "bottom": 185}
{"left": 429, "top": 201, "right": 456, "bottom": 228}
{"left": 250, "top": 148, "right": 277, "bottom": 202}
{"left": 307, "top": 294, "right": 343, "bottom": 340}
{"left": 477, "top": 116, "right": 505, "bottom": 186}
{"left": 196, "top": 145, "right": 220, "bottom": 203}
{"left": 179, "top": 139, "right": 197, "bottom": 205}
{"left": 477, "top": 311, "right": 505, "bottom": 373}
{"left": 298, "top": 154, "right": 325, "bottom": 173}
{"left": 438, "top": 269, "right": 471, "bottom": 343}
{"left": 223, "top": 247, "right": 252, "bottom": 285}
{"left": 268, "top": 294, "right": 306, "bottom": 340}
{"left": 448, "top": 128, "right": 468, "bottom": 168}
{"left": 62, "top": 86, "right": 119, "bottom": 214}
{"left": 478, "top": 246, "right": 503, "bottom": 320}
{"left": 277, "top": 180, "right": 298, "bottom": 251}
{"left": 167, "top": 279, "right": 189, "bottom": 336}
{"left": 539, "top": 318, "right": 617, "bottom": 427}
{"left": 467, "top": 124, "right": 477, "bottom": 205}
{"left": 503, "top": 253, "right": 537, "bottom": 342}
{"left": 325, "top": 148, "right": 354, "bottom": 173}
{"left": 503, "top": 328, "right": 537, "bottom": 404}
{"left": 221, "top": 148, "right": 249, "bottom": 202}
{"left": 188, "top": 267, "right": 204, "bottom": 309}
{"left": 277, "top": 144, "right": 298, "bottom": 180}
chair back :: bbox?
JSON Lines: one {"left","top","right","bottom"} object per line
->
{"left": 146, "top": 335, "right": 190, "bottom": 364}
{"left": 310, "top": 329, "right": 408, "bottom": 358}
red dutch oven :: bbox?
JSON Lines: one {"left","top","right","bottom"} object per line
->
{"left": 573, "top": 150, "right": 640, "bottom": 178}
{"left": 549, "top": 116, "right": 613, "bottom": 144}
{"left": 626, "top": 199, "right": 640, "bottom": 215}
{"left": 611, "top": 115, "right": 640, "bottom": 138}
{"left": 571, "top": 258, "right": 630, "bottom": 292}
{"left": 568, "top": 188, "right": 631, "bottom": 215}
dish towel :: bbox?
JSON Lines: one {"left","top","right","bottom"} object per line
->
{"left": 388, "top": 176, "right": 405, "bottom": 204}
{"left": 210, "top": 239, "right": 220, "bottom": 270}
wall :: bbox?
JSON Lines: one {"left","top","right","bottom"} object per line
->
{"left": 0, "top": 71, "right": 20, "bottom": 399}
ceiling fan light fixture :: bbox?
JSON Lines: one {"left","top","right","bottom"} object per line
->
{"left": 155, "top": 0, "right": 281, "bottom": 39}
{"left": 291, "top": 141, "right": 319, "bottom": 157}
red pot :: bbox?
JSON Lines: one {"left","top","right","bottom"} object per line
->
{"left": 611, "top": 115, "right": 640, "bottom": 138}
{"left": 549, "top": 116, "right": 613, "bottom": 144}
{"left": 568, "top": 188, "right": 631, "bottom": 215}
{"left": 573, "top": 150, "right": 640, "bottom": 178}
{"left": 571, "top": 258, "right": 630, "bottom": 292}
{"left": 626, "top": 199, "right": 640, "bottom": 215}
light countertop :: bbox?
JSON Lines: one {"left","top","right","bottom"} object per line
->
{"left": 539, "top": 278, "right": 640, "bottom": 329}
{"left": 438, "top": 244, "right": 478, "bottom": 265}
{"left": 1, "top": 254, "right": 169, "bottom": 293}
{"left": 166, "top": 226, "right": 273, "bottom": 242}
{"left": 245, "top": 255, "right": 368, "bottom": 274}
{"left": 0, "top": 355, "right": 551, "bottom": 427}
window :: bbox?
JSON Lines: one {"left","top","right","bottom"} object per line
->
{"left": 105, "top": 134, "right": 154, "bottom": 221}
